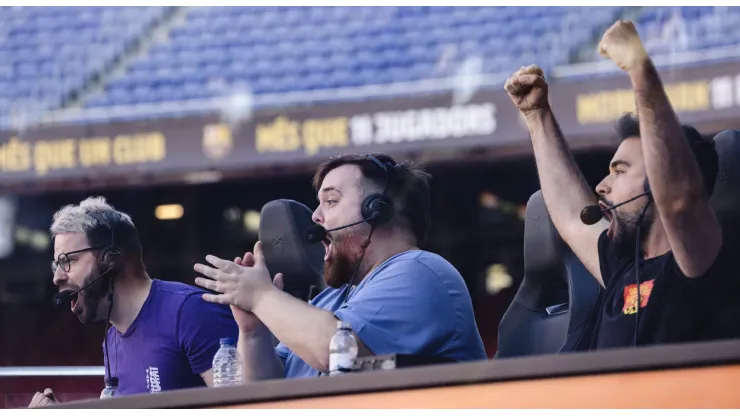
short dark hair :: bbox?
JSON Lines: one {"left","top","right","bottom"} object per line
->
{"left": 615, "top": 112, "right": 718, "bottom": 195}
{"left": 312, "top": 153, "right": 433, "bottom": 245}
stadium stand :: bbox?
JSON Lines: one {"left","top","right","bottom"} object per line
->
{"left": 638, "top": 6, "right": 740, "bottom": 55}
{"left": 2, "top": 6, "right": 740, "bottom": 120}
{"left": 0, "top": 6, "right": 170, "bottom": 116}
{"left": 83, "top": 6, "right": 625, "bottom": 108}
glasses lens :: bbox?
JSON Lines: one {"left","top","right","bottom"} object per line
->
{"left": 59, "top": 254, "right": 71, "bottom": 272}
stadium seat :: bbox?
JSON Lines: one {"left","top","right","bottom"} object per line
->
{"left": 702, "top": 130, "right": 740, "bottom": 341}
{"left": 13, "top": 6, "right": 736, "bottom": 116}
{"left": 258, "top": 199, "right": 326, "bottom": 302}
{"left": 710, "top": 130, "right": 740, "bottom": 235}
{"left": 496, "top": 191, "right": 602, "bottom": 358}
{"left": 0, "top": 6, "right": 171, "bottom": 114}
{"left": 76, "top": 6, "right": 628, "bottom": 110}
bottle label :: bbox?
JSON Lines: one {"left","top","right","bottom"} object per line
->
{"left": 329, "top": 352, "right": 355, "bottom": 373}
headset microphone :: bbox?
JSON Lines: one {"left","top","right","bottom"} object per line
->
{"left": 305, "top": 213, "right": 380, "bottom": 244}
{"left": 580, "top": 183, "right": 654, "bottom": 349}
{"left": 52, "top": 291, "right": 76, "bottom": 308}
{"left": 580, "top": 191, "right": 651, "bottom": 225}
{"left": 580, "top": 205, "right": 606, "bottom": 226}
{"left": 52, "top": 263, "right": 119, "bottom": 308}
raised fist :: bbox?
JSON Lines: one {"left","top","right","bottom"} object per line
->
{"left": 504, "top": 65, "right": 549, "bottom": 114}
{"left": 598, "top": 20, "right": 649, "bottom": 72}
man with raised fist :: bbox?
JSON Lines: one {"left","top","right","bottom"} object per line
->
{"left": 504, "top": 20, "right": 733, "bottom": 349}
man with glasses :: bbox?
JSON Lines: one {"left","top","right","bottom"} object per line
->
{"left": 29, "top": 197, "right": 238, "bottom": 407}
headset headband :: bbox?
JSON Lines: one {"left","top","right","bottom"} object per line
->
{"left": 363, "top": 154, "right": 392, "bottom": 197}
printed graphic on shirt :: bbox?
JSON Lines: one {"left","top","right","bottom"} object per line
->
{"left": 145, "top": 366, "right": 162, "bottom": 394}
{"left": 622, "top": 280, "right": 655, "bottom": 315}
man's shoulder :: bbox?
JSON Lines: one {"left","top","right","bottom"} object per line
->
{"left": 378, "top": 250, "right": 463, "bottom": 283}
{"left": 382, "top": 250, "right": 458, "bottom": 273}
{"left": 362, "top": 250, "right": 467, "bottom": 298}
{"left": 152, "top": 279, "right": 226, "bottom": 315}
{"left": 154, "top": 279, "right": 206, "bottom": 297}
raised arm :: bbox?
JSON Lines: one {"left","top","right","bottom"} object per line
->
{"left": 598, "top": 20, "right": 723, "bottom": 277}
{"left": 505, "top": 66, "right": 608, "bottom": 286}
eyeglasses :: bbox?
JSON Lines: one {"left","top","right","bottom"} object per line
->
{"left": 51, "top": 246, "right": 104, "bottom": 274}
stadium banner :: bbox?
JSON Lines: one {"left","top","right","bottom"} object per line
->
{"left": 552, "top": 59, "right": 740, "bottom": 140}
{"left": 0, "top": 60, "right": 738, "bottom": 186}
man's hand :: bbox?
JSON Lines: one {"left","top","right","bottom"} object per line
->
{"left": 194, "top": 241, "right": 282, "bottom": 323}
{"left": 229, "top": 251, "right": 284, "bottom": 334}
{"left": 29, "top": 389, "right": 58, "bottom": 408}
{"left": 229, "top": 251, "right": 262, "bottom": 333}
{"left": 598, "top": 20, "right": 649, "bottom": 72}
{"left": 504, "top": 64, "right": 549, "bottom": 115}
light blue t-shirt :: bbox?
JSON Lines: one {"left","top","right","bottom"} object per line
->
{"left": 275, "top": 250, "right": 487, "bottom": 378}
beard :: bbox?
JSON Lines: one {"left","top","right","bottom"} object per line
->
{"left": 611, "top": 201, "right": 656, "bottom": 258}
{"left": 74, "top": 265, "right": 110, "bottom": 324}
{"left": 323, "top": 226, "right": 367, "bottom": 289}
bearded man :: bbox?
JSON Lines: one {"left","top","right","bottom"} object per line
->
{"left": 29, "top": 197, "right": 238, "bottom": 407}
{"left": 503, "top": 20, "right": 732, "bottom": 349}
{"left": 193, "top": 153, "right": 487, "bottom": 379}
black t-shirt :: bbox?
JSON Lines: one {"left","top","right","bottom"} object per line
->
{"left": 591, "top": 229, "right": 737, "bottom": 349}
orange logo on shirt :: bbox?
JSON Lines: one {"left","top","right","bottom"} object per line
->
{"left": 622, "top": 280, "right": 655, "bottom": 315}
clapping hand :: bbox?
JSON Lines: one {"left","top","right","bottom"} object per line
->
{"left": 194, "top": 241, "right": 284, "bottom": 333}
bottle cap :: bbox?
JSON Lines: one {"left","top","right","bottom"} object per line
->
{"left": 336, "top": 320, "right": 352, "bottom": 330}
{"left": 219, "top": 338, "right": 236, "bottom": 345}
{"left": 104, "top": 377, "right": 119, "bottom": 388}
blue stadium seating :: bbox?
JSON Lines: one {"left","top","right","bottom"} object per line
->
{"left": 83, "top": 6, "right": 626, "bottom": 108}
{"left": 634, "top": 6, "right": 740, "bottom": 56}
{"left": 0, "top": 6, "right": 169, "bottom": 116}
{"left": 3, "top": 6, "right": 740, "bottom": 120}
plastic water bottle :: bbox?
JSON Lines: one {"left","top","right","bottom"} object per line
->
{"left": 212, "top": 338, "right": 243, "bottom": 387}
{"left": 100, "top": 378, "right": 118, "bottom": 399}
{"left": 329, "top": 321, "right": 358, "bottom": 376}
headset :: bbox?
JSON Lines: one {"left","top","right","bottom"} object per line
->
{"left": 52, "top": 210, "right": 126, "bottom": 392}
{"left": 580, "top": 177, "right": 653, "bottom": 348}
{"left": 341, "top": 155, "right": 399, "bottom": 304}
{"left": 92, "top": 211, "right": 126, "bottom": 393}
{"left": 89, "top": 211, "right": 125, "bottom": 276}
{"left": 52, "top": 211, "right": 126, "bottom": 304}
{"left": 304, "top": 155, "right": 400, "bottom": 308}
{"left": 310, "top": 155, "right": 399, "bottom": 377}
{"left": 305, "top": 155, "right": 398, "bottom": 244}
{"left": 633, "top": 178, "right": 653, "bottom": 347}
{"left": 89, "top": 211, "right": 126, "bottom": 392}
{"left": 361, "top": 155, "right": 397, "bottom": 227}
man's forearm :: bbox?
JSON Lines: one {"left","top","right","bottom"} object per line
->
{"left": 525, "top": 108, "right": 598, "bottom": 229}
{"left": 237, "top": 325, "right": 284, "bottom": 382}
{"left": 252, "top": 287, "right": 337, "bottom": 373}
{"left": 630, "top": 60, "right": 706, "bottom": 208}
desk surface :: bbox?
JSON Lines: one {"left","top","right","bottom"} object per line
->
{"left": 56, "top": 339, "right": 740, "bottom": 409}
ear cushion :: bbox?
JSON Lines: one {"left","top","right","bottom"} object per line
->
{"left": 99, "top": 247, "right": 124, "bottom": 274}
{"left": 362, "top": 194, "right": 394, "bottom": 226}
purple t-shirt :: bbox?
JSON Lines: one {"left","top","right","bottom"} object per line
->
{"left": 103, "top": 279, "right": 238, "bottom": 395}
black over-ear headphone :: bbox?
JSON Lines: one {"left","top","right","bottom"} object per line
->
{"left": 88, "top": 211, "right": 125, "bottom": 276}
{"left": 361, "top": 155, "right": 397, "bottom": 227}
